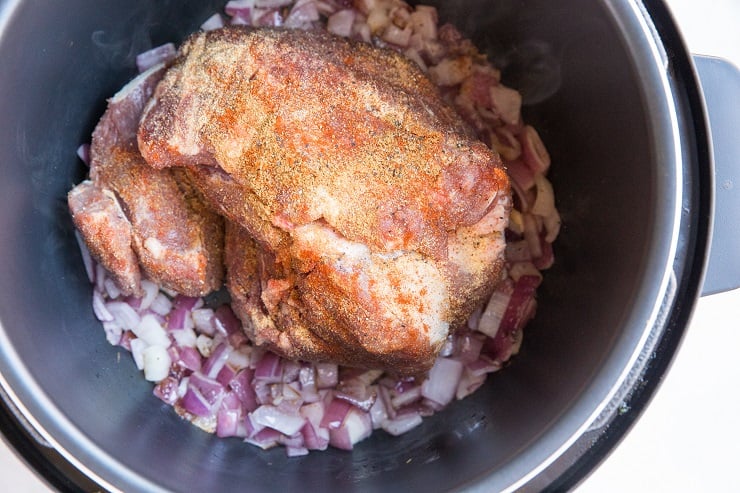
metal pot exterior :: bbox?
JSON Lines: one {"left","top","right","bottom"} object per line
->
{"left": 0, "top": 1, "right": 711, "bottom": 491}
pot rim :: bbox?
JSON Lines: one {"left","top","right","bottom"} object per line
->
{"left": 0, "top": 0, "right": 713, "bottom": 491}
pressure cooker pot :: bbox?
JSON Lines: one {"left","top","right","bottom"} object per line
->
{"left": 0, "top": 0, "right": 735, "bottom": 491}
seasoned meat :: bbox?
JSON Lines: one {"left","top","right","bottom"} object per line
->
{"left": 138, "top": 27, "right": 510, "bottom": 374}
{"left": 69, "top": 64, "right": 224, "bottom": 297}
{"left": 68, "top": 180, "right": 141, "bottom": 295}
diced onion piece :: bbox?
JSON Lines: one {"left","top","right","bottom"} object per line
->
{"left": 255, "top": 0, "right": 293, "bottom": 8}
{"left": 154, "top": 376, "right": 180, "bottom": 405}
{"left": 316, "top": 362, "right": 339, "bottom": 389}
{"left": 138, "top": 280, "right": 159, "bottom": 310}
{"left": 521, "top": 213, "right": 541, "bottom": 260}
{"left": 531, "top": 173, "right": 556, "bottom": 218}
{"left": 520, "top": 125, "right": 551, "bottom": 174}
{"left": 135, "top": 43, "right": 176, "bottom": 73}
{"left": 105, "top": 301, "right": 141, "bottom": 330}
{"left": 250, "top": 405, "right": 306, "bottom": 436}
{"left": 476, "top": 284, "right": 512, "bottom": 338}
{"left": 489, "top": 84, "right": 522, "bottom": 125}
{"left": 508, "top": 209, "right": 524, "bottom": 235}
{"left": 421, "top": 357, "right": 463, "bottom": 406}
{"left": 505, "top": 240, "right": 531, "bottom": 263}
{"left": 196, "top": 334, "right": 214, "bottom": 357}
{"left": 366, "top": 6, "right": 391, "bottom": 33}
{"left": 216, "top": 409, "right": 240, "bottom": 437}
{"left": 149, "top": 293, "right": 172, "bottom": 316}
{"left": 284, "top": 0, "right": 320, "bottom": 28}
{"left": 143, "top": 345, "right": 171, "bottom": 382}
{"left": 327, "top": 9, "right": 355, "bottom": 37}
{"left": 133, "top": 313, "right": 171, "bottom": 348}
{"left": 191, "top": 308, "right": 215, "bottom": 335}
{"left": 428, "top": 56, "right": 472, "bottom": 86}
{"left": 456, "top": 369, "right": 487, "bottom": 400}
{"left": 509, "top": 262, "right": 543, "bottom": 283}
{"left": 329, "top": 407, "right": 372, "bottom": 450}
{"left": 202, "top": 343, "right": 232, "bottom": 379}
{"left": 389, "top": 385, "right": 421, "bottom": 409}
{"left": 92, "top": 290, "right": 113, "bottom": 322}
{"left": 381, "top": 411, "right": 423, "bottom": 436}
{"left": 382, "top": 23, "right": 412, "bottom": 47}
{"left": 225, "top": 0, "right": 254, "bottom": 17}
{"left": 130, "top": 338, "right": 147, "bottom": 370}
{"left": 543, "top": 208, "right": 562, "bottom": 244}
{"left": 368, "top": 387, "right": 388, "bottom": 428}
{"left": 76, "top": 143, "right": 91, "bottom": 166}
{"left": 408, "top": 6, "right": 437, "bottom": 40}
{"left": 490, "top": 127, "right": 522, "bottom": 161}
{"left": 103, "top": 278, "right": 121, "bottom": 300}
{"left": 171, "top": 327, "right": 197, "bottom": 348}
{"left": 181, "top": 385, "right": 213, "bottom": 417}
{"left": 201, "top": 13, "right": 225, "bottom": 31}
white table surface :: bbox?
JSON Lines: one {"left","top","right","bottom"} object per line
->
{"left": 1, "top": 1, "right": 738, "bottom": 491}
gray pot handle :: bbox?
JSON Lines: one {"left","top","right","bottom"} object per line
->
{"left": 695, "top": 56, "right": 740, "bottom": 296}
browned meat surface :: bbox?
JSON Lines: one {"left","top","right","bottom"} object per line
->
{"left": 68, "top": 181, "right": 141, "bottom": 295}
{"left": 69, "top": 64, "right": 224, "bottom": 297}
{"left": 136, "top": 27, "right": 510, "bottom": 375}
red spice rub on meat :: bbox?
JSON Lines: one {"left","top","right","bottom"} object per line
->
{"left": 134, "top": 27, "right": 510, "bottom": 375}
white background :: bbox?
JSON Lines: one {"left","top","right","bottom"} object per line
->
{"left": 0, "top": 0, "right": 738, "bottom": 491}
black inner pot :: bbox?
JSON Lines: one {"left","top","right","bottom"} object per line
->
{"left": 0, "top": 0, "right": 709, "bottom": 491}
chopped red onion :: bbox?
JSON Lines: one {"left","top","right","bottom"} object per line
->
{"left": 143, "top": 345, "right": 171, "bottom": 382}
{"left": 327, "top": 9, "right": 355, "bottom": 37}
{"left": 106, "top": 301, "right": 141, "bottom": 331}
{"left": 368, "top": 387, "right": 388, "bottom": 428}
{"left": 520, "top": 125, "right": 551, "bottom": 174}
{"left": 321, "top": 398, "right": 352, "bottom": 430}
{"left": 246, "top": 427, "right": 281, "bottom": 450}
{"left": 189, "top": 372, "right": 226, "bottom": 408}
{"left": 181, "top": 385, "right": 214, "bottom": 418}
{"left": 202, "top": 342, "right": 232, "bottom": 379}
{"left": 227, "top": 369, "right": 257, "bottom": 412}
{"left": 390, "top": 384, "right": 422, "bottom": 409}
{"left": 225, "top": 0, "right": 254, "bottom": 17}
{"left": 201, "top": 13, "right": 225, "bottom": 31}
{"left": 489, "top": 83, "right": 522, "bottom": 126}
{"left": 214, "top": 305, "right": 241, "bottom": 336}
{"left": 174, "top": 345, "right": 203, "bottom": 372}
{"left": 456, "top": 369, "right": 488, "bottom": 400}
{"left": 284, "top": 0, "right": 320, "bottom": 28}
{"left": 254, "top": 351, "right": 284, "bottom": 383}
{"left": 476, "top": 282, "right": 513, "bottom": 338}
{"left": 250, "top": 405, "right": 306, "bottom": 436}
{"left": 329, "top": 407, "right": 372, "bottom": 450}
{"left": 76, "top": 143, "right": 91, "bottom": 166}
{"left": 92, "top": 290, "right": 113, "bottom": 322}
{"left": 421, "top": 357, "right": 463, "bottom": 406}
{"left": 171, "top": 327, "right": 197, "bottom": 348}
{"left": 135, "top": 43, "right": 176, "bottom": 73}
{"left": 154, "top": 376, "right": 180, "bottom": 405}
{"left": 191, "top": 308, "right": 215, "bottom": 335}
{"left": 255, "top": 0, "right": 293, "bottom": 7}
{"left": 133, "top": 313, "right": 171, "bottom": 348}
{"left": 455, "top": 332, "right": 485, "bottom": 364}
{"left": 315, "top": 362, "right": 338, "bottom": 389}
{"left": 381, "top": 410, "right": 423, "bottom": 436}
{"left": 216, "top": 409, "right": 240, "bottom": 437}
{"left": 196, "top": 334, "right": 215, "bottom": 357}
{"left": 301, "top": 421, "right": 330, "bottom": 451}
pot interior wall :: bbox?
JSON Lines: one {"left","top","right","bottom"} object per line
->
{"left": 0, "top": 0, "right": 668, "bottom": 491}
